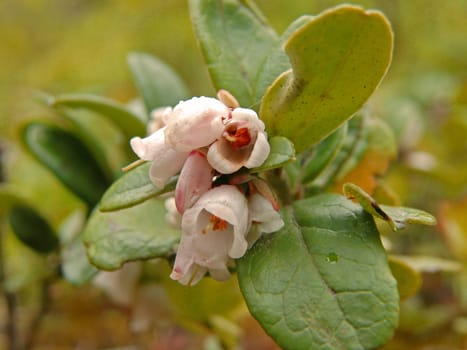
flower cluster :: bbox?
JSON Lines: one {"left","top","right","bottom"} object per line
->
{"left": 130, "top": 91, "right": 283, "bottom": 286}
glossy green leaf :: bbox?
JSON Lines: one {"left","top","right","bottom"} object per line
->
{"left": 99, "top": 162, "right": 176, "bottom": 212}
{"left": 59, "top": 211, "right": 98, "bottom": 285}
{"left": 343, "top": 183, "right": 437, "bottom": 230}
{"left": 8, "top": 205, "right": 58, "bottom": 254}
{"left": 83, "top": 198, "right": 181, "bottom": 270}
{"left": 301, "top": 123, "right": 347, "bottom": 184}
{"left": 22, "top": 122, "right": 110, "bottom": 207}
{"left": 189, "top": 0, "right": 296, "bottom": 109}
{"left": 50, "top": 93, "right": 146, "bottom": 139}
{"left": 388, "top": 255, "right": 421, "bottom": 301}
{"left": 238, "top": 194, "right": 398, "bottom": 350}
{"left": 127, "top": 52, "right": 190, "bottom": 113}
{"left": 250, "top": 136, "right": 295, "bottom": 173}
{"left": 260, "top": 5, "right": 393, "bottom": 152}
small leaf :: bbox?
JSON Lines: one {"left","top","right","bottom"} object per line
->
{"left": 127, "top": 52, "right": 190, "bottom": 114}
{"left": 8, "top": 205, "right": 58, "bottom": 254}
{"left": 301, "top": 123, "right": 347, "bottom": 184}
{"left": 343, "top": 183, "right": 437, "bottom": 231}
{"left": 189, "top": 0, "right": 288, "bottom": 108}
{"left": 388, "top": 255, "right": 421, "bottom": 301}
{"left": 59, "top": 211, "right": 98, "bottom": 285}
{"left": 83, "top": 198, "right": 181, "bottom": 270}
{"left": 22, "top": 122, "right": 110, "bottom": 207}
{"left": 99, "top": 162, "right": 176, "bottom": 212}
{"left": 250, "top": 136, "right": 295, "bottom": 173}
{"left": 238, "top": 194, "right": 399, "bottom": 350}
{"left": 0, "top": 185, "right": 26, "bottom": 213}
{"left": 260, "top": 5, "right": 393, "bottom": 152}
{"left": 50, "top": 93, "right": 146, "bottom": 139}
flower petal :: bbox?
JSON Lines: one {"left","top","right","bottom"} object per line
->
{"left": 244, "top": 131, "right": 270, "bottom": 169}
{"left": 165, "top": 96, "right": 229, "bottom": 151}
{"left": 175, "top": 150, "right": 213, "bottom": 213}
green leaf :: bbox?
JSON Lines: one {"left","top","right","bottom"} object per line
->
{"left": 250, "top": 136, "right": 295, "bottom": 173}
{"left": 301, "top": 123, "right": 347, "bottom": 184}
{"left": 127, "top": 52, "right": 190, "bottom": 113}
{"left": 83, "top": 198, "right": 181, "bottom": 270}
{"left": 260, "top": 5, "right": 393, "bottom": 152}
{"left": 343, "top": 183, "right": 437, "bottom": 230}
{"left": 388, "top": 255, "right": 421, "bottom": 301}
{"left": 22, "top": 122, "right": 110, "bottom": 207}
{"left": 189, "top": 0, "right": 288, "bottom": 109}
{"left": 50, "top": 93, "right": 146, "bottom": 139}
{"left": 99, "top": 162, "right": 176, "bottom": 212}
{"left": 59, "top": 211, "right": 98, "bottom": 285}
{"left": 0, "top": 185, "right": 26, "bottom": 213}
{"left": 8, "top": 205, "right": 58, "bottom": 254}
{"left": 238, "top": 194, "right": 398, "bottom": 350}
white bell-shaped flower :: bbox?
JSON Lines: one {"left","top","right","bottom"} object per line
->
{"left": 130, "top": 127, "right": 189, "bottom": 188}
{"left": 207, "top": 108, "right": 270, "bottom": 174}
{"left": 164, "top": 96, "right": 230, "bottom": 152}
{"left": 170, "top": 185, "right": 249, "bottom": 285}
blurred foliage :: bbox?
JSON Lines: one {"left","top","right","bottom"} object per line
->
{"left": 0, "top": 0, "right": 466, "bottom": 349}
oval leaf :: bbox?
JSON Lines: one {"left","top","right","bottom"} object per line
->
{"left": 189, "top": 0, "right": 289, "bottom": 109}
{"left": 237, "top": 194, "right": 399, "bottom": 350}
{"left": 251, "top": 136, "right": 295, "bottom": 173}
{"left": 51, "top": 93, "right": 146, "bottom": 139}
{"left": 22, "top": 122, "right": 110, "bottom": 207}
{"left": 83, "top": 198, "right": 181, "bottom": 270}
{"left": 260, "top": 5, "right": 393, "bottom": 152}
{"left": 9, "top": 205, "right": 58, "bottom": 254}
{"left": 99, "top": 162, "right": 176, "bottom": 212}
{"left": 127, "top": 52, "right": 190, "bottom": 113}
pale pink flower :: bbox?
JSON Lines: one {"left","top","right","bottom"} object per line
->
{"left": 147, "top": 106, "right": 172, "bottom": 134}
{"left": 170, "top": 185, "right": 249, "bottom": 285}
{"left": 207, "top": 108, "right": 270, "bottom": 174}
{"left": 164, "top": 97, "right": 230, "bottom": 152}
{"left": 247, "top": 193, "right": 284, "bottom": 247}
{"left": 175, "top": 150, "right": 214, "bottom": 213}
{"left": 130, "top": 127, "right": 189, "bottom": 188}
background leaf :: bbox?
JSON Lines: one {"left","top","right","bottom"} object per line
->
{"left": 50, "top": 93, "right": 147, "bottom": 139}
{"left": 237, "top": 194, "right": 399, "bottom": 350}
{"left": 127, "top": 52, "right": 190, "bottom": 114}
{"left": 22, "top": 122, "right": 111, "bottom": 207}
{"left": 8, "top": 205, "right": 58, "bottom": 254}
{"left": 83, "top": 198, "right": 180, "bottom": 270}
{"left": 260, "top": 5, "right": 393, "bottom": 152}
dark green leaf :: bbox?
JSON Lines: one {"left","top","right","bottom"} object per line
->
{"left": 50, "top": 93, "right": 146, "bottom": 139}
{"left": 251, "top": 136, "right": 295, "bottom": 173}
{"left": 238, "top": 194, "right": 398, "bottom": 350}
{"left": 9, "top": 205, "right": 58, "bottom": 254}
{"left": 83, "top": 198, "right": 181, "bottom": 270}
{"left": 127, "top": 52, "right": 190, "bottom": 113}
{"left": 99, "top": 162, "right": 176, "bottom": 212}
{"left": 260, "top": 5, "right": 393, "bottom": 152}
{"left": 22, "top": 122, "right": 110, "bottom": 207}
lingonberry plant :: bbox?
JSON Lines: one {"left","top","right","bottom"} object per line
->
{"left": 3, "top": 1, "right": 439, "bottom": 349}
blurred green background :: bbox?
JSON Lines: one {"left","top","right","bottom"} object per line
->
{"left": 0, "top": 0, "right": 466, "bottom": 349}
